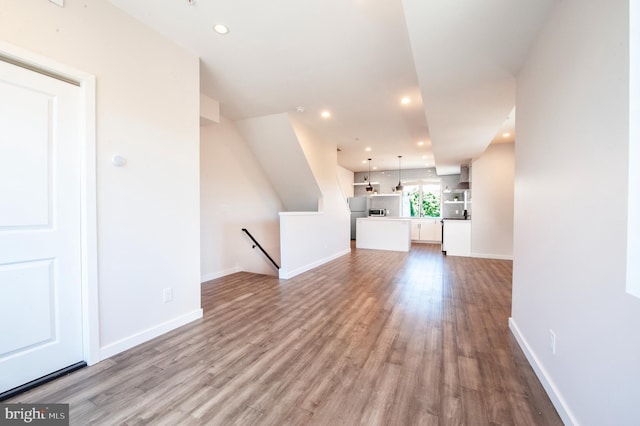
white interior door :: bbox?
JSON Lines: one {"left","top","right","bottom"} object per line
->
{"left": 0, "top": 59, "right": 83, "bottom": 393}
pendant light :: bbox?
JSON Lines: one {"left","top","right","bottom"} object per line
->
{"left": 396, "top": 155, "right": 404, "bottom": 191}
{"left": 366, "top": 158, "right": 374, "bottom": 192}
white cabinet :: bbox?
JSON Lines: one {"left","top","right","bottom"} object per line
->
{"left": 425, "top": 220, "right": 442, "bottom": 241}
{"left": 356, "top": 218, "right": 412, "bottom": 252}
{"left": 442, "top": 220, "right": 471, "bottom": 256}
{"left": 411, "top": 221, "right": 421, "bottom": 240}
{"left": 411, "top": 218, "right": 442, "bottom": 242}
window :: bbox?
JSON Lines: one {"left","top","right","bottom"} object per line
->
{"left": 401, "top": 183, "right": 441, "bottom": 218}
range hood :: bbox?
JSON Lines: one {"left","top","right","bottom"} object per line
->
{"left": 455, "top": 166, "right": 470, "bottom": 189}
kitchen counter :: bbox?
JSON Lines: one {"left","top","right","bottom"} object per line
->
{"left": 356, "top": 217, "right": 411, "bottom": 252}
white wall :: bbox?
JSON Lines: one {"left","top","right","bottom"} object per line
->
{"left": 200, "top": 117, "right": 283, "bottom": 280}
{"left": 279, "top": 116, "right": 351, "bottom": 279}
{"left": 471, "top": 143, "right": 514, "bottom": 259}
{"left": 511, "top": 0, "right": 640, "bottom": 424}
{"left": 0, "top": 0, "right": 202, "bottom": 358}
{"left": 337, "top": 165, "right": 354, "bottom": 200}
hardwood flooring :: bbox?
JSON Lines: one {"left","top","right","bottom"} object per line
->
{"left": 8, "top": 243, "right": 562, "bottom": 425}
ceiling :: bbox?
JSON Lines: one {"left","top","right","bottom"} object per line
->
{"left": 110, "top": 0, "right": 555, "bottom": 174}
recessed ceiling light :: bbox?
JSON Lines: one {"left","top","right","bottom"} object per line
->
{"left": 417, "top": 141, "right": 425, "bottom": 146}
{"left": 361, "top": 160, "right": 367, "bottom": 164}
{"left": 321, "top": 111, "right": 331, "bottom": 118}
{"left": 401, "top": 97, "right": 411, "bottom": 105}
{"left": 213, "top": 24, "right": 229, "bottom": 34}
{"left": 422, "top": 155, "right": 427, "bottom": 159}
{"left": 373, "top": 167, "right": 378, "bottom": 170}
{"left": 365, "top": 147, "right": 371, "bottom": 152}
{"left": 502, "top": 132, "right": 511, "bottom": 138}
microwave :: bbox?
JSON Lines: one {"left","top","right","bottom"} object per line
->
{"left": 369, "top": 209, "right": 386, "bottom": 217}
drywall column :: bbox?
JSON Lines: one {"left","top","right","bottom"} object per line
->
{"left": 471, "top": 143, "right": 514, "bottom": 259}
{"left": 511, "top": 0, "right": 639, "bottom": 424}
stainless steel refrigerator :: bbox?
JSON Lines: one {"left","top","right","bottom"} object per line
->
{"left": 348, "top": 196, "right": 369, "bottom": 240}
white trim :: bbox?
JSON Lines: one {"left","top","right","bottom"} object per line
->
{"left": 628, "top": 0, "right": 640, "bottom": 298}
{"left": 279, "top": 211, "right": 322, "bottom": 216}
{"left": 471, "top": 252, "right": 513, "bottom": 260}
{"left": 279, "top": 248, "right": 351, "bottom": 279}
{"left": 0, "top": 42, "right": 100, "bottom": 365}
{"left": 79, "top": 74, "right": 99, "bottom": 365}
{"left": 201, "top": 267, "right": 241, "bottom": 283}
{"left": 508, "top": 318, "right": 578, "bottom": 426}
{"left": 100, "top": 309, "right": 203, "bottom": 360}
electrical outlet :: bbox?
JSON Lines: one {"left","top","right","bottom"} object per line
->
{"left": 549, "top": 329, "right": 556, "bottom": 355}
{"left": 163, "top": 287, "right": 173, "bottom": 303}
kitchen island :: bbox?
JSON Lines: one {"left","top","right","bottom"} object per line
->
{"left": 356, "top": 217, "right": 412, "bottom": 252}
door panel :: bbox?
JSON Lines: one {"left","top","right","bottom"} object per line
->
{"left": 0, "top": 59, "right": 83, "bottom": 393}
{"left": 0, "top": 260, "right": 55, "bottom": 355}
{"left": 0, "top": 82, "right": 51, "bottom": 228}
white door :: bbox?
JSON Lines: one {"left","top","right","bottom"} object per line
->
{"left": 0, "top": 59, "right": 83, "bottom": 394}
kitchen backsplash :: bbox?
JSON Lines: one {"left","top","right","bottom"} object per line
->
{"left": 353, "top": 167, "right": 470, "bottom": 218}
{"left": 354, "top": 168, "right": 461, "bottom": 196}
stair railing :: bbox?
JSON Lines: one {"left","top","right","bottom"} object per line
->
{"left": 241, "top": 228, "right": 280, "bottom": 270}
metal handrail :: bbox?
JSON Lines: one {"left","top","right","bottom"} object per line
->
{"left": 241, "top": 228, "right": 280, "bottom": 270}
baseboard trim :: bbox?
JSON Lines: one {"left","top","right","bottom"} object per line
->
{"left": 201, "top": 267, "right": 241, "bottom": 283}
{"left": 279, "top": 248, "right": 351, "bottom": 279}
{"left": 99, "top": 309, "right": 203, "bottom": 360}
{"left": 471, "top": 252, "right": 513, "bottom": 260}
{"left": 508, "top": 318, "right": 577, "bottom": 426}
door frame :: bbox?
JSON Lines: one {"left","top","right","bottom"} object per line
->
{"left": 0, "top": 42, "right": 100, "bottom": 365}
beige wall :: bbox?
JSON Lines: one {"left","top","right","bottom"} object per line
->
{"left": 511, "top": 0, "right": 639, "bottom": 424}
{"left": 278, "top": 116, "right": 350, "bottom": 279}
{"left": 0, "top": 0, "right": 201, "bottom": 357}
{"left": 337, "top": 165, "right": 355, "bottom": 200}
{"left": 200, "top": 117, "right": 283, "bottom": 280}
{"left": 471, "top": 143, "right": 514, "bottom": 259}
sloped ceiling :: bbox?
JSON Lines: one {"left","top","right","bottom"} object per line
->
{"left": 402, "top": 0, "right": 555, "bottom": 174}
{"left": 110, "top": 0, "right": 556, "bottom": 174}
{"left": 235, "top": 113, "right": 321, "bottom": 212}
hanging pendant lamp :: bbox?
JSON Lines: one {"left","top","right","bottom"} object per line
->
{"left": 366, "top": 158, "right": 374, "bottom": 192}
{"left": 396, "top": 155, "right": 404, "bottom": 191}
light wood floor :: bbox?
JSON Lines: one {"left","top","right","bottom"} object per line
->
{"left": 9, "top": 243, "right": 562, "bottom": 425}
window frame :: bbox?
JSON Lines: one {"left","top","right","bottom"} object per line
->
{"left": 400, "top": 180, "right": 442, "bottom": 218}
